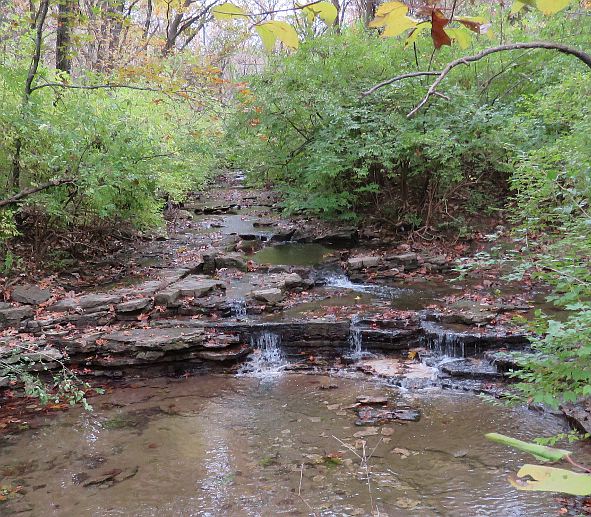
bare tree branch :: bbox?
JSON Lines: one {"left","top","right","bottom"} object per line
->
{"left": 29, "top": 82, "right": 169, "bottom": 93}
{"left": 362, "top": 71, "right": 441, "bottom": 96}
{"left": 363, "top": 42, "right": 591, "bottom": 118}
{"left": 0, "top": 178, "right": 75, "bottom": 209}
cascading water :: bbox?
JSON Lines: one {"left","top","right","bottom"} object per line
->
{"left": 237, "top": 331, "right": 288, "bottom": 379}
{"left": 349, "top": 316, "right": 363, "bottom": 358}
{"left": 347, "top": 315, "right": 375, "bottom": 360}
{"left": 229, "top": 298, "right": 247, "bottom": 319}
{"left": 319, "top": 268, "right": 404, "bottom": 299}
{"left": 421, "top": 321, "right": 466, "bottom": 358}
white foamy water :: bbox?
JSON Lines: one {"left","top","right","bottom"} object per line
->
{"left": 322, "top": 270, "right": 404, "bottom": 299}
{"left": 237, "top": 331, "right": 288, "bottom": 379}
{"left": 229, "top": 298, "right": 247, "bottom": 319}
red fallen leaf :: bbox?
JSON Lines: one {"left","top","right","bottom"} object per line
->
{"left": 147, "top": 443, "right": 158, "bottom": 449}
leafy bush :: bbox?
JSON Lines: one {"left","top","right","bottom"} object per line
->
{"left": 507, "top": 72, "right": 591, "bottom": 406}
{"left": 225, "top": 28, "right": 523, "bottom": 225}
{"left": 0, "top": 59, "right": 221, "bottom": 233}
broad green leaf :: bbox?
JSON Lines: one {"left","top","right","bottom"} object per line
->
{"left": 256, "top": 21, "right": 299, "bottom": 50}
{"left": 535, "top": 0, "right": 571, "bottom": 14}
{"left": 486, "top": 433, "right": 572, "bottom": 462}
{"left": 404, "top": 22, "right": 431, "bottom": 47}
{"left": 510, "top": 465, "right": 591, "bottom": 496}
{"left": 302, "top": 1, "right": 338, "bottom": 25}
{"left": 445, "top": 27, "right": 472, "bottom": 49}
{"left": 255, "top": 24, "right": 276, "bottom": 51}
{"left": 212, "top": 3, "right": 247, "bottom": 20}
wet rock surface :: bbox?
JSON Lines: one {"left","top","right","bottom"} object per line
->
{"left": 0, "top": 171, "right": 545, "bottom": 394}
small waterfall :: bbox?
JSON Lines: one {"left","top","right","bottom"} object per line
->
{"left": 229, "top": 298, "right": 247, "bottom": 319}
{"left": 421, "top": 321, "right": 466, "bottom": 358}
{"left": 347, "top": 316, "right": 374, "bottom": 360}
{"left": 237, "top": 331, "right": 288, "bottom": 378}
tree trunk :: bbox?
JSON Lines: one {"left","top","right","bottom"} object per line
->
{"left": 56, "top": 0, "right": 74, "bottom": 74}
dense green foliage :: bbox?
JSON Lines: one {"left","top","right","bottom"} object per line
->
{"left": 226, "top": 28, "right": 518, "bottom": 226}
{"left": 225, "top": 13, "right": 590, "bottom": 232}
{"left": 508, "top": 71, "right": 591, "bottom": 407}
{"left": 0, "top": 58, "right": 221, "bottom": 245}
{"left": 225, "top": 10, "right": 591, "bottom": 407}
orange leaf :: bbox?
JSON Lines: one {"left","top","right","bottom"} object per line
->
{"left": 431, "top": 9, "right": 451, "bottom": 49}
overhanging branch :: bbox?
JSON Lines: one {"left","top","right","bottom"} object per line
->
{"left": 363, "top": 42, "right": 591, "bottom": 118}
{"left": 0, "top": 178, "right": 74, "bottom": 209}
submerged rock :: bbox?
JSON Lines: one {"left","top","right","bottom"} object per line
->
{"left": 355, "top": 406, "right": 421, "bottom": 426}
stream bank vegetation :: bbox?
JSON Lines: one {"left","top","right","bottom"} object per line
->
{"left": 0, "top": 0, "right": 590, "bottom": 504}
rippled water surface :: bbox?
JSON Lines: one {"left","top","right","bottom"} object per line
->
{"left": 0, "top": 374, "right": 585, "bottom": 516}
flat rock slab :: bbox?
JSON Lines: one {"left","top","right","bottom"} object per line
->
{"left": 11, "top": 284, "right": 51, "bottom": 305}
{"left": 99, "top": 327, "right": 205, "bottom": 352}
{"left": 0, "top": 306, "right": 34, "bottom": 328}
{"left": 440, "top": 359, "right": 502, "bottom": 380}
{"left": 251, "top": 288, "right": 284, "bottom": 304}
{"left": 155, "top": 276, "right": 226, "bottom": 306}
{"left": 50, "top": 294, "right": 122, "bottom": 312}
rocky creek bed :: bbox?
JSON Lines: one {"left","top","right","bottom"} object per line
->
{"left": 1, "top": 171, "right": 591, "bottom": 514}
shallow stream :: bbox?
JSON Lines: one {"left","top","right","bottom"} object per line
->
{"left": 0, "top": 373, "right": 584, "bottom": 516}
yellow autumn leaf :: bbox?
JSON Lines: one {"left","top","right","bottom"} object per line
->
{"left": 256, "top": 21, "right": 299, "bottom": 50}
{"left": 404, "top": 22, "right": 431, "bottom": 47}
{"left": 255, "top": 24, "right": 276, "bottom": 52}
{"left": 212, "top": 2, "right": 247, "bottom": 20}
{"left": 302, "top": 1, "right": 338, "bottom": 25}
{"left": 375, "top": 1, "right": 408, "bottom": 18}
{"left": 445, "top": 27, "right": 472, "bottom": 50}
{"left": 535, "top": 0, "right": 571, "bottom": 15}
{"left": 510, "top": 0, "right": 531, "bottom": 14}
{"left": 381, "top": 14, "right": 417, "bottom": 37}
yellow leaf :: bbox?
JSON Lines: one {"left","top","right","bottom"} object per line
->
{"left": 535, "top": 0, "right": 571, "bottom": 15}
{"left": 256, "top": 21, "right": 299, "bottom": 50}
{"left": 445, "top": 27, "right": 472, "bottom": 50}
{"left": 255, "top": 24, "right": 276, "bottom": 51}
{"left": 375, "top": 1, "right": 408, "bottom": 18}
{"left": 511, "top": 0, "right": 530, "bottom": 14}
{"left": 212, "top": 3, "right": 247, "bottom": 20}
{"left": 302, "top": 1, "right": 338, "bottom": 25}
{"left": 368, "top": 15, "right": 387, "bottom": 28}
{"left": 404, "top": 22, "right": 431, "bottom": 47}
{"left": 511, "top": 465, "right": 591, "bottom": 496}
{"left": 381, "top": 14, "right": 417, "bottom": 38}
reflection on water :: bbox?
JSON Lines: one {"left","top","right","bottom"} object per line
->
{"left": 0, "top": 374, "right": 581, "bottom": 516}
{"left": 252, "top": 243, "right": 331, "bottom": 266}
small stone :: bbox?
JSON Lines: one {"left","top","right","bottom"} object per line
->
{"left": 347, "top": 256, "right": 380, "bottom": 270}
{"left": 353, "top": 427, "right": 379, "bottom": 438}
{"left": 251, "top": 288, "right": 284, "bottom": 304}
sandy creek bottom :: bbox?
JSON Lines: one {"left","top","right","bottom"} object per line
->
{"left": 0, "top": 373, "right": 587, "bottom": 517}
